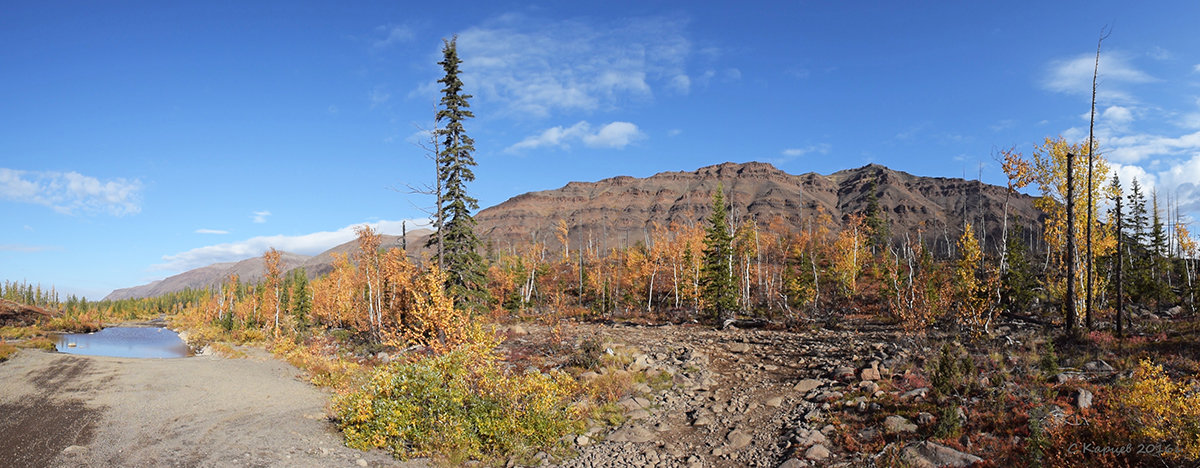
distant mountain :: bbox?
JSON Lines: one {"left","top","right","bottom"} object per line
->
{"left": 104, "top": 230, "right": 432, "bottom": 301}
{"left": 474, "top": 161, "right": 1044, "bottom": 256}
{"left": 106, "top": 162, "right": 1044, "bottom": 300}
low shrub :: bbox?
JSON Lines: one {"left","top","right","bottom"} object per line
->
{"left": 0, "top": 326, "right": 42, "bottom": 340}
{"left": 1119, "top": 358, "right": 1200, "bottom": 460}
{"left": 0, "top": 342, "right": 16, "bottom": 361}
{"left": 16, "top": 336, "right": 57, "bottom": 351}
{"left": 271, "top": 337, "right": 361, "bottom": 388}
{"left": 334, "top": 347, "right": 583, "bottom": 463}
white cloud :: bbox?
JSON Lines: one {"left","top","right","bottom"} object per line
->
{"left": 195, "top": 229, "right": 229, "bottom": 235}
{"left": 1042, "top": 51, "right": 1156, "bottom": 104}
{"left": 667, "top": 128, "right": 683, "bottom": 137}
{"left": 583, "top": 122, "right": 644, "bottom": 148}
{"left": 781, "top": 144, "right": 831, "bottom": 158}
{"left": 0, "top": 168, "right": 141, "bottom": 215}
{"left": 442, "top": 14, "right": 693, "bottom": 117}
{"left": 369, "top": 86, "right": 391, "bottom": 108}
{"left": 252, "top": 210, "right": 271, "bottom": 223}
{"left": 1102, "top": 105, "right": 1133, "bottom": 125}
{"left": 506, "top": 121, "right": 646, "bottom": 152}
{"left": 1103, "top": 130, "right": 1200, "bottom": 164}
{"left": 1193, "top": 64, "right": 1200, "bottom": 73}
{"left": 155, "top": 218, "right": 432, "bottom": 272}
{"left": 669, "top": 74, "right": 691, "bottom": 94}
{"left": 373, "top": 24, "right": 414, "bottom": 49}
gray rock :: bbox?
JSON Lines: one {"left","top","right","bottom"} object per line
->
{"left": 796, "top": 428, "right": 828, "bottom": 447}
{"left": 805, "top": 443, "right": 831, "bottom": 460}
{"left": 1054, "top": 372, "right": 1081, "bottom": 384}
{"left": 729, "top": 342, "right": 750, "bottom": 353}
{"left": 618, "top": 396, "right": 652, "bottom": 412}
{"left": 832, "top": 366, "right": 857, "bottom": 381}
{"left": 858, "top": 380, "right": 879, "bottom": 394}
{"left": 726, "top": 429, "right": 752, "bottom": 450}
{"left": 884, "top": 415, "right": 917, "bottom": 433}
{"left": 609, "top": 425, "right": 656, "bottom": 443}
{"left": 1075, "top": 388, "right": 1093, "bottom": 409}
{"left": 778, "top": 458, "right": 805, "bottom": 468}
{"left": 900, "top": 387, "right": 928, "bottom": 400}
{"left": 629, "top": 354, "right": 651, "bottom": 372}
{"left": 900, "top": 441, "right": 982, "bottom": 468}
{"left": 1082, "top": 360, "right": 1115, "bottom": 373}
{"left": 766, "top": 396, "right": 784, "bottom": 408}
{"left": 794, "top": 378, "right": 824, "bottom": 393}
{"left": 860, "top": 367, "right": 882, "bottom": 381}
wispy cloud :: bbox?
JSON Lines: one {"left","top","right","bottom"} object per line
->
{"left": 252, "top": 210, "right": 271, "bottom": 223}
{"left": 369, "top": 86, "right": 391, "bottom": 108}
{"left": 506, "top": 121, "right": 646, "bottom": 152}
{"left": 155, "top": 218, "right": 431, "bottom": 272}
{"left": 442, "top": 13, "right": 693, "bottom": 117}
{"left": 195, "top": 229, "right": 229, "bottom": 235}
{"left": 781, "top": 144, "right": 831, "bottom": 158}
{"left": 0, "top": 244, "right": 62, "bottom": 253}
{"left": 0, "top": 168, "right": 141, "bottom": 216}
{"left": 1042, "top": 51, "right": 1157, "bottom": 104}
{"left": 373, "top": 24, "right": 414, "bottom": 49}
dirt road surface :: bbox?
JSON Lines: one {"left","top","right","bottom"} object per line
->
{"left": 0, "top": 348, "right": 423, "bottom": 468}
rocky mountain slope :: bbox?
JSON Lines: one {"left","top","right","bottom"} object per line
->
{"left": 106, "top": 162, "right": 1043, "bottom": 300}
{"left": 475, "top": 161, "right": 1043, "bottom": 255}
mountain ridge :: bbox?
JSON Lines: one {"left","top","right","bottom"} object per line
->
{"left": 105, "top": 162, "right": 1043, "bottom": 300}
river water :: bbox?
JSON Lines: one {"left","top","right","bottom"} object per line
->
{"left": 56, "top": 326, "right": 190, "bottom": 358}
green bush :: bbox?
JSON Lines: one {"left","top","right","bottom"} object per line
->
{"left": 334, "top": 348, "right": 583, "bottom": 463}
{"left": 931, "top": 343, "right": 975, "bottom": 397}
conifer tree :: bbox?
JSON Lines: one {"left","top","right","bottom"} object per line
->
{"left": 429, "top": 36, "right": 486, "bottom": 308}
{"left": 701, "top": 184, "right": 738, "bottom": 322}
{"left": 1000, "top": 221, "right": 1035, "bottom": 315}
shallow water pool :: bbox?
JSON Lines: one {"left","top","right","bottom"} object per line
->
{"left": 56, "top": 326, "right": 190, "bottom": 358}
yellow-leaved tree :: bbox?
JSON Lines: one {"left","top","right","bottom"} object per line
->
{"left": 1027, "top": 136, "right": 1116, "bottom": 327}
{"left": 953, "top": 224, "right": 996, "bottom": 336}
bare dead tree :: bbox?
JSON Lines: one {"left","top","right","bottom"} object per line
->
{"left": 1067, "top": 149, "right": 1077, "bottom": 336}
{"left": 401, "top": 110, "right": 444, "bottom": 268}
{"left": 1085, "top": 25, "right": 1111, "bottom": 331}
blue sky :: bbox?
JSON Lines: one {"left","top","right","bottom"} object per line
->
{"left": 4, "top": 1, "right": 1200, "bottom": 299}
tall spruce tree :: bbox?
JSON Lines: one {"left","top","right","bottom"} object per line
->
{"left": 1125, "top": 178, "right": 1151, "bottom": 305}
{"left": 430, "top": 36, "right": 486, "bottom": 307}
{"left": 1149, "top": 192, "right": 1172, "bottom": 306}
{"left": 1000, "top": 221, "right": 1035, "bottom": 314}
{"left": 701, "top": 184, "right": 738, "bottom": 322}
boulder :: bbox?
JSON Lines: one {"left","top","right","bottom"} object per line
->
{"left": 794, "top": 378, "right": 825, "bottom": 393}
{"left": 884, "top": 415, "right": 917, "bottom": 433}
{"left": 805, "top": 444, "right": 831, "bottom": 460}
{"left": 1075, "top": 388, "right": 1093, "bottom": 410}
{"left": 726, "top": 429, "right": 752, "bottom": 450}
{"left": 901, "top": 441, "right": 983, "bottom": 468}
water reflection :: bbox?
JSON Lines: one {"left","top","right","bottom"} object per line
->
{"left": 56, "top": 326, "right": 190, "bottom": 358}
